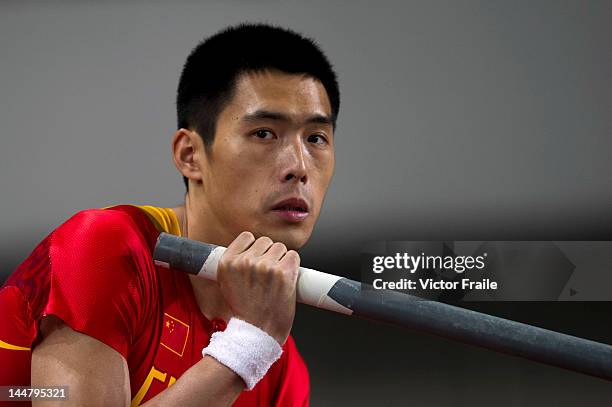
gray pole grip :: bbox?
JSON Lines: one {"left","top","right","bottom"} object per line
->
{"left": 153, "top": 232, "right": 352, "bottom": 314}
{"left": 153, "top": 232, "right": 612, "bottom": 380}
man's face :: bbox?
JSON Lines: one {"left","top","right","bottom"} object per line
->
{"left": 196, "top": 69, "right": 335, "bottom": 250}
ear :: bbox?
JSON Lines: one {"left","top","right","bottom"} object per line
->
{"left": 172, "top": 129, "right": 205, "bottom": 186}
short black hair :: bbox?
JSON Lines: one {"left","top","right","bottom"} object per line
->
{"left": 176, "top": 23, "right": 340, "bottom": 189}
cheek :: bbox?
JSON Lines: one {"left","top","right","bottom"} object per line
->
{"left": 210, "top": 163, "right": 264, "bottom": 209}
{"left": 312, "top": 156, "right": 334, "bottom": 190}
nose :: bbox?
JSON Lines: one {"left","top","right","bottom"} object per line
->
{"left": 280, "top": 137, "right": 308, "bottom": 184}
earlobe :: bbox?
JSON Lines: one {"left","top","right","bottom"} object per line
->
{"left": 172, "top": 129, "right": 204, "bottom": 184}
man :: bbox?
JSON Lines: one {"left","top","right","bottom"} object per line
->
{"left": 0, "top": 23, "right": 340, "bottom": 406}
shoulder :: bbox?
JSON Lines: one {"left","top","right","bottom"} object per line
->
{"left": 55, "top": 207, "right": 142, "bottom": 240}
{"left": 46, "top": 206, "right": 161, "bottom": 310}
{"left": 51, "top": 206, "right": 158, "bottom": 257}
{"left": 41, "top": 207, "right": 161, "bottom": 356}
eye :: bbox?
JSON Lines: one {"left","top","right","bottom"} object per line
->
{"left": 253, "top": 129, "right": 275, "bottom": 139}
{"left": 307, "top": 134, "right": 328, "bottom": 145}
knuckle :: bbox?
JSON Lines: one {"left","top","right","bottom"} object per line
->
{"left": 238, "top": 256, "right": 255, "bottom": 269}
{"left": 218, "top": 254, "right": 233, "bottom": 269}
{"left": 229, "top": 258, "right": 243, "bottom": 270}
{"left": 256, "top": 259, "right": 274, "bottom": 272}
{"left": 218, "top": 257, "right": 229, "bottom": 270}
{"left": 257, "top": 236, "right": 273, "bottom": 246}
{"left": 240, "top": 231, "right": 255, "bottom": 240}
{"left": 287, "top": 250, "right": 300, "bottom": 263}
{"left": 272, "top": 242, "right": 287, "bottom": 252}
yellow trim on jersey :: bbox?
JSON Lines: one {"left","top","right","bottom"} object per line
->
{"left": 0, "top": 339, "right": 30, "bottom": 351}
{"left": 131, "top": 365, "right": 167, "bottom": 407}
{"left": 134, "top": 205, "right": 182, "bottom": 237}
{"left": 101, "top": 205, "right": 181, "bottom": 236}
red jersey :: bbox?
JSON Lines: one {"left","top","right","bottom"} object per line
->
{"left": 0, "top": 205, "right": 309, "bottom": 406}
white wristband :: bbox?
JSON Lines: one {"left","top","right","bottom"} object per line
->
{"left": 202, "top": 318, "right": 283, "bottom": 390}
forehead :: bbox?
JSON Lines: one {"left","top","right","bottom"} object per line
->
{"left": 227, "top": 69, "right": 332, "bottom": 119}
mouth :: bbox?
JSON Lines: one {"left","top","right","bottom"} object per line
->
{"left": 271, "top": 197, "right": 310, "bottom": 223}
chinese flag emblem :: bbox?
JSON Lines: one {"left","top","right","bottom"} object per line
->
{"left": 160, "top": 313, "right": 190, "bottom": 357}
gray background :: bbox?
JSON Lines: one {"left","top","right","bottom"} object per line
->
{"left": 2, "top": 0, "right": 612, "bottom": 405}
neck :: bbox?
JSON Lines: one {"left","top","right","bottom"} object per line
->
{"left": 172, "top": 193, "right": 233, "bottom": 322}
{"left": 175, "top": 189, "right": 237, "bottom": 247}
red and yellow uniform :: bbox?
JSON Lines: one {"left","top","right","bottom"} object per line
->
{"left": 0, "top": 205, "right": 309, "bottom": 406}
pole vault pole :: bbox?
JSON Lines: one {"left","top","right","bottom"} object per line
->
{"left": 153, "top": 232, "right": 612, "bottom": 380}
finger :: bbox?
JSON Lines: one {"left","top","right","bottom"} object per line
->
{"left": 244, "top": 236, "right": 274, "bottom": 257}
{"left": 262, "top": 242, "right": 288, "bottom": 261}
{"left": 278, "top": 250, "right": 300, "bottom": 280}
{"left": 224, "top": 231, "right": 256, "bottom": 255}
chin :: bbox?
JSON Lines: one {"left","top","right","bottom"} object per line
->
{"left": 259, "top": 227, "right": 311, "bottom": 251}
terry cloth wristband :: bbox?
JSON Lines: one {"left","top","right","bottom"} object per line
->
{"left": 202, "top": 318, "right": 283, "bottom": 390}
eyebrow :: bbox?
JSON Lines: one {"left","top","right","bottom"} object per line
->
{"left": 241, "top": 109, "right": 333, "bottom": 127}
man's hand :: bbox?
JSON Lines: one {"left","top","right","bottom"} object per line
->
{"left": 31, "top": 232, "right": 300, "bottom": 406}
{"left": 216, "top": 232, "right": 300, "bottom": 345}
